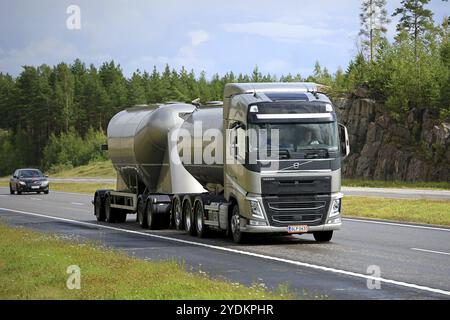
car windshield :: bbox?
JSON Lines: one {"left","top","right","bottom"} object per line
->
{"left": 249, "top": 122, "right": 339, "bottom": 159}
{"left": 19, "top": 170, "right": 43, "bottom": 178}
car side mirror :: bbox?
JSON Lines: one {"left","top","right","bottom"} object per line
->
{"left": 338, "top": 123, "right": 350, "bottom": 159}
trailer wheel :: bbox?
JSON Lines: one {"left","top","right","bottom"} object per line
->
{"left": 146, "top": 200, "right": 159, "bottom": 230}
{"left": 172, "top": 195, "right": 183, "bottom": 230}
{"left": 137, "top": 196, "right": 148, "bottom": 228}
{"left": 194, "top": 198, "right": 208, "bottom": 238}
{"left": 313, "top": 231, "right": 333, "bottom": 242}
{"left": 183, "top": 197, "right": 196, "bottom": 236}
{"left": 231, "top": 204, "right": 246, "bottom": 244}
{"left": 105, "top": 195, "right": 116, "bottom": 223}
{"left": 94, "top": 194, "right": 105, "bottom": 222}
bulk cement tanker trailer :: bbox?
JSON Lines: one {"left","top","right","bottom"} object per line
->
{"left": 93, "top": 82, "right": 350, "bottom": 243}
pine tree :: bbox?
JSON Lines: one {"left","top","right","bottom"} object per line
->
{"left": 359, "top": 0, "right": 390, "bottom": 61}
{"left": 393, "top": 0, "right": 434, "bottom": 60}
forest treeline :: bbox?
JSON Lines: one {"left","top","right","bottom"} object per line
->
{"left": 0, "top": 0, "right": 449, "bottom": 176}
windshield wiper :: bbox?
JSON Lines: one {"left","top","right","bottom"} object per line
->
{"left": 304, "top": 148, "right": 329, "bottom": 159}
{"left": 262, "top": 148, "right": 291, "bottom": 159}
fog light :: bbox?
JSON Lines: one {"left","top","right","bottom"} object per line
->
{"left": 249, "top": 220, "right": 267, "bottom": 226}
{"left": 328, "top": 218, "right": 341, "bottom": 224}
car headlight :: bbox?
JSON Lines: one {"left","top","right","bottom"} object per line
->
{"left": 19, "top": 181, "right": 26, "bottom": 185}
{"left": 41, "top": 181, "right": 49, "bottom": 186}
{"left": 329, "top": 198, "right": 341, "bottom": 218}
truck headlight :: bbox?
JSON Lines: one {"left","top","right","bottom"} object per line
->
{"left": 248, "top": 199, "right": 265, "bottom": 220}
{"left": 329, "top": 198, "right": 341, "bottom": 218}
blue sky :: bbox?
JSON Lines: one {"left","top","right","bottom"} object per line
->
{"left": 0, "top": 0, "right": 448, "bottom": 78}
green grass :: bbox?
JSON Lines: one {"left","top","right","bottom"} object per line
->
{"left": 343, "top": 196, "right": 450, "bottom": 226}
{"left": 0, "top": 223, "right": 294, "bottom": 300}
{"left": 342, "top": 179, "right": 450, "bottom": 190}
{"left": 0, "top": 181, "right": 115, "bottom": 194}
{"left": 51, "top": 161, "right": 116, "bottom": 178}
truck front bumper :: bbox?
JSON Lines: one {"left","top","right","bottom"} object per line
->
{"left": 239, "top": 219, "right": 342, "bottom": 233}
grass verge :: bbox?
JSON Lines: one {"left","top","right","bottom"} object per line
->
{"left": 50, "top": 161, "right": 116, "bottom": 178}
{"left": 343, "top": 196, "right": 450, "bottom": 226}
{"left": 342, "top": 179, "right": 450, "bottom": 190}
{"left": 0, "top": 223, "right": 293, "bottom": 299}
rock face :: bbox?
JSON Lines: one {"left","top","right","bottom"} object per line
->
{"left": 334, "top": 97, "right": 450, "bottom": 182}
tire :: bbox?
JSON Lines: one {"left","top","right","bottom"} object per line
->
{"left": 146, "top": 200, "right": 159, "bottom": 230}
{"left": 172, "top": 195, "right": 184, "bottom": 230}
{"left": 94, "top": 194, "right": 105, "bottom": 222}
{"left": 194, "top": 198, "right": 208, "bottom": 238}
{"left": 137, "top": 196, "right": 148, "bottom": 228}
{"left": 9, "top": 185, "right": 14, "bottom": 195}
{"left": 37, "top": 192, "right": 41, "bottom": 194}
{"left": 183, "top": 196, "right": 196, "bottom": 236}
{"left": 313, "top": 231, "right": 333, "bottom": 242}
{"left": 44, "top": 190, "right": 49, "bottom": 195}
{"left": 105, "top": 195, "right": 116, "bottom": 223}
{"left": 231, "top": 204, "right": 246, "bottom": 244}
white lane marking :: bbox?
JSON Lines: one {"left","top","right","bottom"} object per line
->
{"left": 30, "top": 198, "right": 42, "bottom": 201}
{"left": 411, "top": 248, "right": 450, "bottom": 256}
{"left": 1, "top": 207, "right": 450, "bottom": 297}
{"left": 343, "top": 218, "right": 450, "bottom": 232}
{"left": 70, "top": 202, "right": 84, "bottom": 206}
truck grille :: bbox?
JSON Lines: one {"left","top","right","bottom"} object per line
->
{"left": 262, "top": 196, "right": 330, "bottom": 227}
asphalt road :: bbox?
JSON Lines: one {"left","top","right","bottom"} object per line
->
{"left": 0, "top": 187, "right": 449, "bottom": 300}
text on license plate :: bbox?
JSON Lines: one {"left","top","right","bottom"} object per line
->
{"left": 31, "top": 186, "right": 39, "bottom": 189}
{"left": 287, "top": 225, "right": 309, "bottom": 233}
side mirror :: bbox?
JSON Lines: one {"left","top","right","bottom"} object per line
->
{"left": 338, "top": 124, "right": 350, "bottom": 158}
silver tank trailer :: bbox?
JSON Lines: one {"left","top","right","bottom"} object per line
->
{"left": 178, "top": 107, "right": 224, "bottom": 188}
{"left": 107, "top": 104, "right": 206, "bottom": 194}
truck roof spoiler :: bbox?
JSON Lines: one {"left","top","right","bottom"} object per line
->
{"left": 224, "top": 82, "right": 327, "bottom": 98}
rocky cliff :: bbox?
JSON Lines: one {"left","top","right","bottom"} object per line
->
{"left": 334, "top": 98, "right": 450, "bottom": 182}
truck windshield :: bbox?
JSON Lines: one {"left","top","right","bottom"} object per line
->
{"left": 249, "top": 122, "right": 339, "bottom": 159}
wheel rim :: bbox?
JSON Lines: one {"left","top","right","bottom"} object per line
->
{"left": 196, "top": 205, "right": 203, "bottom": 233}
{"left": 174, "top": 198, "right": 182, "bottom": 228}
{"left": 137, "top": 200, "right": 144, "bottom": 225}
{"left": 147, "top": 203, "right": 152, "bottom": 227}
{"left": 95, "top": 196, "right": 101, "bottom": 218}
{"left": 105, "top": 198, "right": 111, "bottom": 221}
{"left": 231, "top": 209, "right": 240, "bottom": 238}
{"left": 184, "top": 203, "right": 192, "bottom": 231}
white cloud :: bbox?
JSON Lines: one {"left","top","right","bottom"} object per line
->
{"left": 189, "top": 30, "right": 209, "bottom": 46}
{"left": 222, "top": 21, "right": 339, "bottom": 43}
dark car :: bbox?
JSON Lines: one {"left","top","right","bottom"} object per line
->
{"left": 9, "top": 169, "right": 50, "bottom": 195}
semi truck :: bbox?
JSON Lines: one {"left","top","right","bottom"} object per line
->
{"left": 93, "top": 82, "right": 350, "bottom": 243}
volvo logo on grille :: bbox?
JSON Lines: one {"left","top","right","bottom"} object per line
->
{"left": 293, "top": 162, "right": 300, "bottom": 169}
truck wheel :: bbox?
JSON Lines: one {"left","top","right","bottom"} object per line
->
{"left": 231, "top": 205, "right": 246, "bottom": 244}
{"left": 172, "top": 195, "right": 183, "bottom": 230}
{"left": 105, "top": 196, "right": 116, "bottom": 223}
{"left": 146, "top": 201, "right": 159, "bottom": 230}
{"left": 9, "top": 185, "right": 14, "bottom": 195}
{"left": 194, "top": 199, "right": 208, "bottom": 238}
{"left": 94, "top": 194, "right": 105, "bottom": 222}
{"left": 137, "top": 197, "right": 148, "bottom": 228}
{"left": 313, "top": 231, "right": 333, "bottom": 242}
{"left": 183, "top": 197, "right": 196, "bottom": 236}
